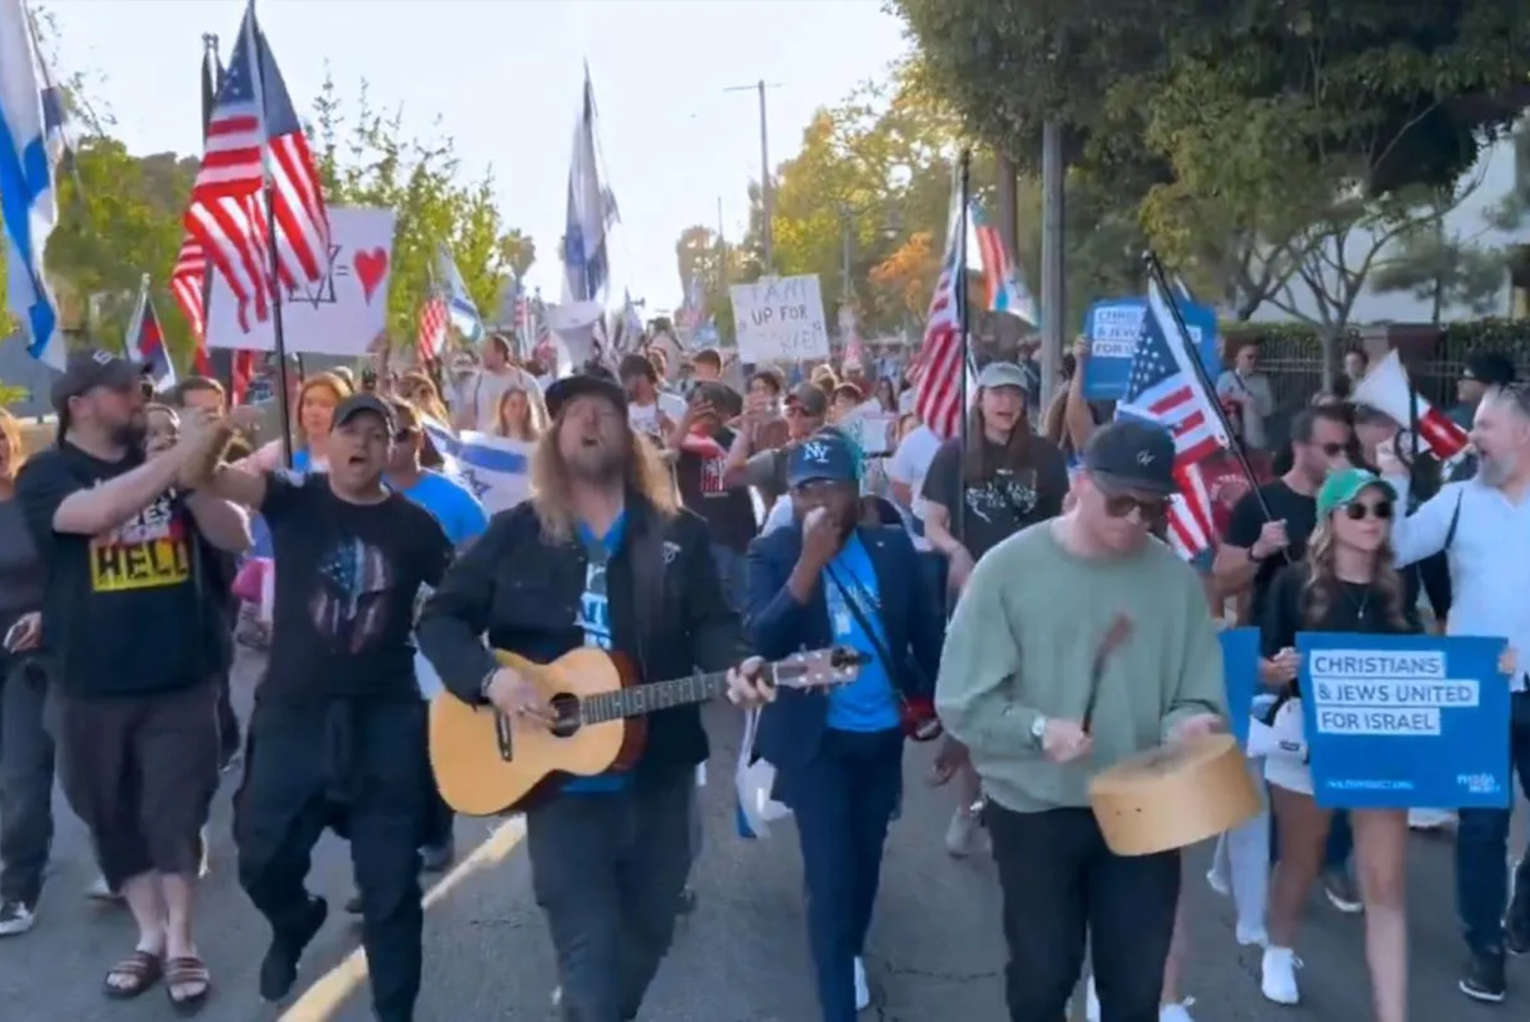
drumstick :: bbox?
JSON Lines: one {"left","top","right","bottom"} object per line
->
{"left": 1082, "top": 614, "right": 1133, "bottom": 733}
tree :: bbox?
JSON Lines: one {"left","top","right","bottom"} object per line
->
{"left": 1371, "top": 191, "right": 1506, "bottom": 324}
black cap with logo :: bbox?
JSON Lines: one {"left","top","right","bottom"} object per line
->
{"left": 1083, "top": 419, "right": 1177, "bottom": 496}
{"left": 50, "top": 349, "right": 145, "bottom": 413}
{"left": 332, "top": 392, "right": 397, "bottom": 434}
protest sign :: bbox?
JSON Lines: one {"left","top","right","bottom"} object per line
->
{"left": 1081, "top": 298, "right": 1220, "bottom": 400}
{"left": 1297, "top": 632, "right": 1511, "bottom": 809}
{"left": 730, "top": 275, "right": 830, "bottom": 363}
{"left": 841, "top": 410, "right": 897, "bottom": 457}
{"left": 207, "top": 206, "right": 395, "bottom": 357}
{"left": 1218, "top": 627, "right": 1260, "bottom": 749}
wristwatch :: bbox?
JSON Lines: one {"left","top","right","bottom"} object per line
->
{"left": 1030, "top": 714, "right": 1048, "bottom": 746}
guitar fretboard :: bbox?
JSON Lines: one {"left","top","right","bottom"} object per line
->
{"left": 578, "top": 665, "right": 784, "bottom": 724}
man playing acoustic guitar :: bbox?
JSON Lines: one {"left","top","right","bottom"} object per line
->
{"left": 418, "top": 370, "right": 771, "bottom": 1022}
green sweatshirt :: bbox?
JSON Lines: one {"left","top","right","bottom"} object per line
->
{"left": 935, "top": 521, "right": 1226, "bottom": 814}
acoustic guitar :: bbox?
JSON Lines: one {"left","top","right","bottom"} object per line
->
{"left": 429, "top": 646, "right": 865, "bottom": 815}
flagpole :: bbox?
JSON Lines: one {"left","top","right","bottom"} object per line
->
{"left": 198, "top": 32, "right": 225, "bottom": 391}
{"left": 1142, "top": 249, "right": 1281, "bottom": 532}
{"left": 951, "top": 149, "right": 971, "bottom": 619}
{"left": 244, "top": 1, "right": 295, "bottom": 467}
{"left": 124, "top": 273, "right": 148, "bottom": 360}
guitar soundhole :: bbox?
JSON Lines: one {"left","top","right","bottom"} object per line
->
{"left": 549, "top": 693, "right": 582, "bottom": 738}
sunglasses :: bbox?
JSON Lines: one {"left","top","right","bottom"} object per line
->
{"left": 1103, "top": 493, "right": 1170, "bottom": 522}
{"left": 1343, "top": 499, "right": 1393, "bottom": 521}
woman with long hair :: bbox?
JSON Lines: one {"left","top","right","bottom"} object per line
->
{"left": 1258, "top": 466, "right": 1432, "bottom": 1020}
{"left": 242, "top": 371, "right": 352, "bottom": 473}
{"left": 873, "top": 377, "right": 897, "bottom": 414}
{"left": 494, "top": 384, "right": 545, "bottom": 442}
{"left": 397, "top": 371, "right": 452, "bottom": 428}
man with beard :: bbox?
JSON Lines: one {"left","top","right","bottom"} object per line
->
{"left": 198, "top": 394, "right": 453, "bottom": 1021}
{"left": 418, "top": 372, "right": 769, "bottom": 1022}
{"left": 1379, "top": 383, "right": 1530, "bottom": 1004}
{"left": 16, "top": 350, "right": 250, "bottom": 1009}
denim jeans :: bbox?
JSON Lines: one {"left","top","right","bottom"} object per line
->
{"left": 0, "top": 652, "right": 53, "bottom": 906}
{"left": 1457, "top": 691, "right": 1530, "bottom": 957}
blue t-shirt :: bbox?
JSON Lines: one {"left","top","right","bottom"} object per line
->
{"left": 821, "top": 533, "right": 900, "bottom": 732}
{"left": 395, "top": 470, "right": 488, "bottom": 548}
{"left": 563, "top": 511, "right": 632, "bottom": 793}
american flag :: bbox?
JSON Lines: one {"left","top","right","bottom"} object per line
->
{"left": 1116, "top": 277, "right": 1231, "bottom": 558}
{"left": 914, "top": 172, "right": 968, "bottom": 439}
{"left": 182, "top": 3, "right": 328, "bottom": 336}
{"left": 968, "top": 199, "right": 1037, "bottom": 324}
{"left": 418, "top": 293, "right": 447, "bottom": 361}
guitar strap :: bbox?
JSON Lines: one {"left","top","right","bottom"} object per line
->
{"left": 625, "top": 500, "right": 664, "bottom": 680}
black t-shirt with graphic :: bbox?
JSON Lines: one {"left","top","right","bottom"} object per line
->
{"left": 675, "top": 426, "right": 756, "bottom": 552}
{"left": 1224, "top": 480, "right": 1318, "bottom": 625}
{"left": 260, "top": 471, "right": 452, "bottom": 704}
{"left": 921, "top": 435, "right": 1069, "bottom": 561}
{"left": 17, "top": 442, "right": 216, "bottom": 696}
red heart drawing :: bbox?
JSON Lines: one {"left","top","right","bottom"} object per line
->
{"left": 353, "top": 247, "right": 389, "bottom": 304}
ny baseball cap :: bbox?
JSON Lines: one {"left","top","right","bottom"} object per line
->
{"left": 1083, "top": 419, "right": 1177, "bottom": 496}
{"left": 332, "top": 392, "right": 397, "bottom": 434}
{"left": 50, "top": 349, "right": 145, "bottom": 412}
{"left": 1316, "top": 467, "right": 1397, "bottom": 519}
{"left": 787, "top": 429, "right": 858, "bottom": 487}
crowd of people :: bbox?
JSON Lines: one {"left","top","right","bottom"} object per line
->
{"left": 0, "top": 327, "right": 1524, "bottom": 1022}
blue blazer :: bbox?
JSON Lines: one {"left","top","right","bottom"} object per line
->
{"left": 745, "top": 522, "right": 944, "bottom": 770}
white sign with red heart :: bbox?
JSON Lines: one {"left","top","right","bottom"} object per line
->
{"left": 205, "top": 206, "right": 396, "bottom": 357}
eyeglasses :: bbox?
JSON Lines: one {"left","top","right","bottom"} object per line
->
{"left": 1103, "top": 493, "right": 1169, "bottom": 522}
{"left": 1343, "top": 499, "right": 1393, "bottom": 521}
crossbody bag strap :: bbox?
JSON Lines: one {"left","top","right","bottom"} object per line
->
{"left": 1444, "top": 487, "right": 1465, "bottom": 550}
{"left": 824, "top": 561, "right": 925, "bottom": 699}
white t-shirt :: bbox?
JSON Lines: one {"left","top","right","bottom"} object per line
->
{"left": 628, "top": 393, "right": 687, "bottom": 442}
{"left": 887, "top": 424, "right": 942, "bottom": 550}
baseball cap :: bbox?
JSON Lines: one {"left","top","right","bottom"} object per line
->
{"left": 787, "top": 429, "right": 858, "bottom": 487}
{"left": 1082, "top": 419, "right": 1177, "bottom": 496}
{"left": 784, "top": 382, "right": 828, "bottom": 418}
{"left": 1463, "top": 352, "right": 1516, "bottom": 386}
{"left": 545, "top": 371, "right": 628, "bottom": 420}
{"left": 50, "top": 349, "right": 145, "bottom": 412}
{"left": 1316, "top": 467, "right": 1397, "bottom": 519}
{"left": 976, "top": 361, "right": 1027, "bottom": 392}
{"left": 332, "top": 392, "right": 397, "bottom": 434}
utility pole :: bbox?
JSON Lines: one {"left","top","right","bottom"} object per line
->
{"left": 726, "top": 80, "right": 780, "bottom": 272}
{"left": 717, "top": 195, "right": 728, "bottom": 289}
{"left": 1039, "top": 119, "right": 1065, "bottom": 413}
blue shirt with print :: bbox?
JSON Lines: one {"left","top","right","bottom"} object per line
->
{"left": 821, "top": 533, "right": 900, "bottom": 731}
{"left": 562, "top": 511, "right": 632, "bottom": 793}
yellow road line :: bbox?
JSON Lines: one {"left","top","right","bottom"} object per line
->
{"left": 278, "top": 817, "right": 527, "bottom": 1022}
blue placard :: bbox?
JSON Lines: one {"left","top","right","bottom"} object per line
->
{"left": 1296, "top": 633, "right": 1511, "bottom": 809}
{"left": 1081, "top": 298, "right": 1220, "bottom": 400}
{"left": 1218, "top": 627, "right": 1260, "bottom": 749}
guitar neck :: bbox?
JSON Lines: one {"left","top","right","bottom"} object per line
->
{"left": 579, "top": 665, "right": 770, "bottom": 724}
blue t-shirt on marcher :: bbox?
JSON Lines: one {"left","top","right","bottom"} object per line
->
{"left": 821, "top": 533, "right": 900, "bottom": 732}
{"left": 396, "top": 470, "right": 488, "bottom": 548}
{"left": 563, "top": 511, "right": 632, "bottom": 793}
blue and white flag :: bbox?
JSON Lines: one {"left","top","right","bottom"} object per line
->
{"left": 563, "top": 65, "right": 617, "bottom": 305}
{"left": 435, "top": 243, "right": 483, "bottom": 344}
{"left": 421, "top": 420, "right": 534, "bottom": 516}
{"left": 0, "top": 0, "right": 63, "bottom": 368}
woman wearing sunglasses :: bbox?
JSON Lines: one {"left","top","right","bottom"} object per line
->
{"left": 1257, "top": 467, "right": 1415, "bottom": 1020}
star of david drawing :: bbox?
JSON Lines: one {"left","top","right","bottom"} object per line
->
{"left": 458, "top": 466, "right": 492, "bottom": 500}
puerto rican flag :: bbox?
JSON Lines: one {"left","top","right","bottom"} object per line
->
{"left": 126, "top": 280, "right": 175, "bottom": 392}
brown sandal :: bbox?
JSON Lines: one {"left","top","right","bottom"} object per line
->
{"left": 102, "top": 950, "right": 162, "bottom": 999}
{"left": 165, "top": 955, "right": 212, "bottom": 1016}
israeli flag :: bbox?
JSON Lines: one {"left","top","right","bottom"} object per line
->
{"left": 435, "top": 244, "right": 483, "bottom": 344}
{"left": 421, "top": 420, "right": 534, "bottom": 516}
{"left": 563, "top": 65, "right": 616, "bottom": 305}
{"left": 0, "top": 0, "right": 63, "bottom": 368}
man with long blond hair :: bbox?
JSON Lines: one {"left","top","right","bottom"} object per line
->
{"left": 418, "top": 370, "right": 770, "bottom": 1021}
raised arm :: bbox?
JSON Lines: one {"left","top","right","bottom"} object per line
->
{"left": 49, "top": 454, "right": 183, "bottom": 536}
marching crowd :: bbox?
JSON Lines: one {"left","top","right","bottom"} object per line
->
{"left": 0, "top": 327, "right": 1524, "bottom": 1022}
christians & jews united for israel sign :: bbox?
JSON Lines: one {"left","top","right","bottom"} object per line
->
{"left": 1296, "top": 633, "right": 1512, "bottom": 809}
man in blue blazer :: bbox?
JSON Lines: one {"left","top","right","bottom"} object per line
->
{"left": 745, "top": 428, "right": 944, "bottom": 1022}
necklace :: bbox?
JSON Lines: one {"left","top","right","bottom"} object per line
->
{"left": 1340, "top": 581, "right": 1372, "bottom": 621}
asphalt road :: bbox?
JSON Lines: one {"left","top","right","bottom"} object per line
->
{"left": 3, "top": 646, "right": 1526, "bottom": 1021}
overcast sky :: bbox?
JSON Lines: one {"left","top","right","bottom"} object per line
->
{"left": 44, "top": 0, "right": 911, "bottom": 313}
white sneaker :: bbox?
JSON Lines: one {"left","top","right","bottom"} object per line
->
{"left": 85, "top": 874, "right": 122, "bottom": 903}
{"left": 1408, "top": 808, "right": 1454, "bottom": 831}
{"left": 1261, "top": 946, "right": 1301, "bottom": 1005}
{"left": 550, "top": 986, "right": 561, "bottom": 1007}
{"left": 1206, "top": 834, "right": 1232, "bottom": 896}
{"left": 1085, "top": 974, "right": 1100, "bottom": 1022}
{"left": 1160, "top": 999, "right": 1196, "bottom": 1022}
{"left": 853, "top": 956, "right": 870, "bottom": 1011}
{"left": 944, "top": 806, "right": 984, "bottom": 857}
{"left": 0, "top": 900, "right": 36, "bottom": 936}
{"left": 1235, "top": 922, "right": 1269, "bottom": 947}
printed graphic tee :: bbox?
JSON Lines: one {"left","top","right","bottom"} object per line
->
{"left": 922, "top": 436, "right": 1069, "bottom": 562}
{"left": 675, "top": 427, "right": 756, "bottom": 552}
{"left": 259, "top": 471, "right": 452, "bottom": 703}
{"left": 17, "top": 442, "right": 214, "bottom": 696}
{"left": 565, "top": 511, "right": 631, "bottom": 792}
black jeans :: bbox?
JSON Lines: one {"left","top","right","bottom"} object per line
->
{"left": 1457, "top": 690, "right": 1530, "bottom": 957}
{"left": 235, "top": 700, "right": 428, "bottom": 1022}
{"left": 0, "top": 652, "right": 53, "bottom": 906}
{"left": 776, "top": 727, "right": 903, "bottom": 1022}
{"left": 986, "top": 804, "right": 1180, "bottom": 1022}
{"left": 526, "top": 770, "right": 694, "bottom": 1022}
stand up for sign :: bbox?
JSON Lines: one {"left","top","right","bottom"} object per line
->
{"left": 1296, "top": 633, "right": 1512, "bottom": 809}
{"left": 1081, "top": 298, "right": 1220, "bottom": 400}
{"left": 730, "top": 275, "right": 830, "bottom": 365}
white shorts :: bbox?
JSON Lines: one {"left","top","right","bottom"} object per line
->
{"left": 1262, "top": 698, "right": 1314, "bottom": 796}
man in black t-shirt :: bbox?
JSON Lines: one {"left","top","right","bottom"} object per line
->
{"left": 203, "top": 394, "right": 451, "bottom": 1021}
{"left": 16, "top": 350, "right": 250, "bottom": 1008}
{"left": 671, "top": 382, "right": 757, "bottom": 612}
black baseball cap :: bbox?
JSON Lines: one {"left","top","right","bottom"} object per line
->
{"left": 332, "top": 392, "right": 396, "bottom": 434}
{"left": 545, "top": 371, "right": 628, "bottom": 420}
{"left": 50, "top": 349, "right": 145, "bottom": 412}
{"left": 1083, "top": 419, "right": 1177, "bottom": 496}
